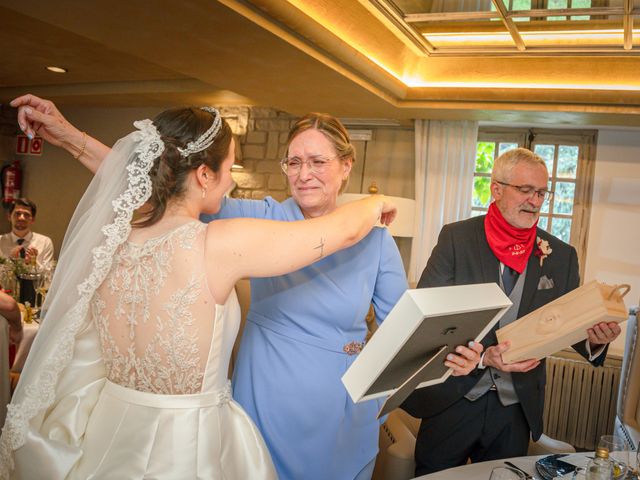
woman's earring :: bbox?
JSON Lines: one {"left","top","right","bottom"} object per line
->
{"left": 202, "top": 187, "right": 207, "bottom": 198}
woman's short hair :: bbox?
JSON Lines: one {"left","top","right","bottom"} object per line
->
{"left": 286, "top": 113, "right": 355, "bottom": 193}
{"left": 491, "top": 147, "right": 548, "bottom": 183}
{"left": 136, "top": 107, "right": 232, "bottom": 227}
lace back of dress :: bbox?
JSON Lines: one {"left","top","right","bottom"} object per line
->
{"left": 92, "top": 222, "right": 214, "bottom": 394}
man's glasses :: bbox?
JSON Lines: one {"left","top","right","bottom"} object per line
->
{"left": 280, "top": 156, "right": 337, "bottom": 176}
{"left": 496, "top": 181, "right": 554, "bottom": 202}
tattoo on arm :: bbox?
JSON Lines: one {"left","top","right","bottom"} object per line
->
{"left": 314, "top": 237, "right": 325, "bottom": 260}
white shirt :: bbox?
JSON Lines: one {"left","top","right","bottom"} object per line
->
{"left": 0, "top": 231, "right": 55, "bottom": 270}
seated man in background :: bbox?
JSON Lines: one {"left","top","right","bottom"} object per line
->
{"left": 402, "top": 148, "right": 621, "bottom": 476}
{"left": 0, "top": 198, "right": 54, "bottom": 270}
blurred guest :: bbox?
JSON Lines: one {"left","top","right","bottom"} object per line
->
{"left": 0, "top": 290, "right": 21, "bottom": 427}
{"left": 402, "top": 148, "right": 621, "bottom": 475}
{"left": 0, "top": 198, "right": 54, "bottom": 269}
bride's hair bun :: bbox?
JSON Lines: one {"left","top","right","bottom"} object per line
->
{"left": 136, "top": 107, "right": 232, "bottom": 227}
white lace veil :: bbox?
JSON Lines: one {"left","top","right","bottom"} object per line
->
{"left": 0, "top": 119, "right": 164, "bottom": 475}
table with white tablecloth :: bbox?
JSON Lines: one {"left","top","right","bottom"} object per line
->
{"left": 11, "top": 320, "right": 38, "bottom": 373}
{"left": 0, "top": 317, "right": 10, "bottom": 426}
{"left": 414, "top": 453, "right": 594, "bottom": 480}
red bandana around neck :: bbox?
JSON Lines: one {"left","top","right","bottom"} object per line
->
{"left": 484, "top": 202, "right": 537, "bottom": 273}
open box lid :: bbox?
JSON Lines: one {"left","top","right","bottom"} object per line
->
{"left": 341, "top": 283, "right": 512, "bottom": 418}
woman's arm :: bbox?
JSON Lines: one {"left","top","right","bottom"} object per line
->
{"left": 205, "top": 195, "right": 396, "bottom": 302}
{"left": 0, "top": 291, "right": 22, "bottom": 345}
{"left": 11, "top": 94, "right": 110, "bottom": 174}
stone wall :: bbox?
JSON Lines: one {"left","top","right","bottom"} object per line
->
{"left": 230, "top": 107, "right": 295, "bottom": 202}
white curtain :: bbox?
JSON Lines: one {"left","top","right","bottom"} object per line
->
{"left": 409, "top": 120, "right": 479, "bottom": 285}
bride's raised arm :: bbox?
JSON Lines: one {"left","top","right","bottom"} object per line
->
{"left": 205, "top": 195, "right": 396, "bottom": 303}
{"left": 11, "top": 94, "right": 110, "bottom": 174}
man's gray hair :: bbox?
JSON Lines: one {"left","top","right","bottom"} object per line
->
{"left": 491, "top": 147, "right": 548, "bottom": 183}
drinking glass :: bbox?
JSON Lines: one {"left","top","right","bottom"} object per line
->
{"left": 598, "top": 434, "right": 629, "bottom": 479}
{"left": 629, "top": 446, "right": 640, "bottom": 479}
{"left": 572, "top": 466, "right": 587, "bottom": 479}
{"left": 489, "top": 466, "right": 526, "bottom": 480}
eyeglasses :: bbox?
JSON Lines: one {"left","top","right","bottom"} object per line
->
{"left": 496, "top": 181, "right": 554, "bottom": 202}
{"left": 280, "top": 156, "right": 337, "bottom": 176}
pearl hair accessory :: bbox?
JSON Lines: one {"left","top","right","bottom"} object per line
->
{"left": 177, "top": 107, "right": 222, "bottom": 157}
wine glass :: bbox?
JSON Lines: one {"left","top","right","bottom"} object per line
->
{"left": 489, "top": 466, "right": 526, "bottom": 480}
{"left": 598, "top": 434, "right": 630, "bottom": 479}
{"left": 32, "top": 272, "right": 46, "bottom": 321}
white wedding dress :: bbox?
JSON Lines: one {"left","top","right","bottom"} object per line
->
{"left": 8, "top": 220, "right": 275, "bottom": 479}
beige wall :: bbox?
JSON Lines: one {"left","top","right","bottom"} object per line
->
{"left": 584, "top": 128, "right": 640, "bottom": 356}
{"left": 347, "top": 128, "right": 415, "bottom": 273}
{"left": 347, "top": 129, "right": 415, "bottom": 198}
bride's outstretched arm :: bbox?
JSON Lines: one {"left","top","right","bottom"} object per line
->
{"left": 11, "top": 94, "right": 110, "bottom": 174}
{"left": 205, "top": 195, "right": 396, "bottom": 303}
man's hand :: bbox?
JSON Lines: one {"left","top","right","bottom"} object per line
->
{"left": 446, "top": 341, "right": 484, "bottom": 376}
{"left": 587, "top": 321, "right": 621, "bottom": 348}
{"left": 483, "top": 341, "right": 540, "bottom": 373}
{"left": 24, "top": 247, "right": 38, "bottom": 264}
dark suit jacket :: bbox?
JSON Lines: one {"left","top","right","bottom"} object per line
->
{"left": 401, "top": 215, "right": 607, "bottom": 440}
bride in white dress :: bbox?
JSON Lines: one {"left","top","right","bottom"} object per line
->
{"left": 0, "top": 105, "right": 397, "bottom": 479}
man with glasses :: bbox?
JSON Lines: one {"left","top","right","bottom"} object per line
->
{"left": 402, "top": 148, "right": 620, "bottom": 475}
{"left": 0, "top": 198, "right": 54, "bottom": 270}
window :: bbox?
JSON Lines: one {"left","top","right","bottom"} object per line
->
{"left": 472, "top": 127, "right": 597, "bottom": 269}
{"left": 381, "top": 0, "right": 624, "bottom": 55}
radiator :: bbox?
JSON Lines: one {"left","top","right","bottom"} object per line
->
{"left": 544, "top": 353, "right": 622, "bottom": 450}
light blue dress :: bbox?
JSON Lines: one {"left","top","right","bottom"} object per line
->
{"left": 202, "top": 197, "right": 407, "bottom": 480}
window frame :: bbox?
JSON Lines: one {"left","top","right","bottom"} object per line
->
{"left": 473, "top": 127, "right": 597, "bottom": 276}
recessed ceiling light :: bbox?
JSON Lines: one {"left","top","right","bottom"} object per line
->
{"left": 46, "top": 66, "right": 67, "bottom": 73}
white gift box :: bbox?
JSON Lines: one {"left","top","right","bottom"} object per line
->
{"left": 341, "top": 283, "right": 512, "bottom": 417}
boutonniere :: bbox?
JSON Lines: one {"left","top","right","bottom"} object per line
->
{"left": 534, "top": 236, "right": 552, "bottom": 266}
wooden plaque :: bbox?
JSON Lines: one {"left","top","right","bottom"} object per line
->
{"left": 496, "top": 281, "right": 630, "bottom": 364}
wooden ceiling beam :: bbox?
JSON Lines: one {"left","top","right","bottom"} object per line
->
{"left": 491, "top": 0, "right": 526, "bottom": 51}
{"left": 509, "top": 7, "right": 625, "bottom": 18}
{"left": 367, "top": 0, "right": 435, "bottom": 53}
{"left": 403, "top": 7, "right": 639, "bottom": 23}
{"left": 405, "top": 11, "right": 496, "bottom": 23}
{"left": 624, "top": 0, "right": 633, "bottom": 50}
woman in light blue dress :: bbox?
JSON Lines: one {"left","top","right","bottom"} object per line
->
{"left": 203, "top": 114, "right": 407, "bottom": 479}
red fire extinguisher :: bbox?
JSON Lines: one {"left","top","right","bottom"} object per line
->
{"left": 1, "top": 160, "right": 22, "bottom": 205}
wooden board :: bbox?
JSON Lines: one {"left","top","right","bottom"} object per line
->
{"left": 496, "top": 281, "right": 629, "bottom": 364}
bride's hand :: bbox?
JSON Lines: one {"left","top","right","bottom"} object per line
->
{"left": 379, "top": 197, "right": 397, "bottom": 226}
{"left": 10, "top": 94, "right": 82, "bottom": 147}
